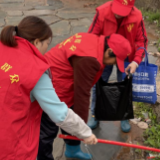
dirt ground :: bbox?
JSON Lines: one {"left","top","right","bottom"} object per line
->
{"left": 114, "top": 123, "right": 145, "bottom": 160}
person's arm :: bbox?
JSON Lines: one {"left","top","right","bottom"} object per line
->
{"left": 88, "top": 11, "right": 103, "bottom": 35}
{"left": 70, "top": 56, "right": 101, "bottom": 123}
{"left": 125, "top": 19, "right": 148, "bottom": 74}
{"left": 31, "top": 72, "right": 94, "bottom": 140}
{"left": 134, "top": 19, "right": 148, "bottom": 64}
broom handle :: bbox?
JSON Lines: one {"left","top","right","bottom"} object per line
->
{"left": 59, "top": 134, "right": 160, "bottom": 153}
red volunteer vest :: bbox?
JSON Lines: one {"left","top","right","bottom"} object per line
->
{"left": 0, "top": 37, "right": 49, "bottom": 160}
{"left": 45, "top": 33, "right": 105, "bottom": 108}
{"left": 96, "top": 1, "right": 144, "bottom": 62}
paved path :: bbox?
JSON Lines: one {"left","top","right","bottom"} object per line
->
{"left": 0, "top": 0, "right": 158, "bottom": 160}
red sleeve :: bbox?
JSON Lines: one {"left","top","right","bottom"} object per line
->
{"left": 134, "top": 19, "right": 148, "bottom": 64}
{"left": 88, "top": 11, "right": 103, "bottom": 35}
{"left": 70, "top": 56, "right": 101, "bottom": 123}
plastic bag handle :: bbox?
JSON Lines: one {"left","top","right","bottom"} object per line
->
{"left": 128, "top": 72, "right": 132, "bottom": 79}
{"left": 125, "top": 70, "right": 132, "bottom": 80}
{"left": 137, "top": 47, "right": 148, "bottom": 66}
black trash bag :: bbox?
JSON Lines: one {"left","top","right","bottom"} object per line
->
{"left": 95, "top": 76, "right": 134, "bottom": 121}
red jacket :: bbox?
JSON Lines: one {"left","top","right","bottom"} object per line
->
{"left": 0, "top": 37, "right": 49, "bottom": 160}
{"left": 88, "top": 1, "right": 148, "bottom": 64}
{"left": 44, "top": 33, "right": 105, "bottom": 122}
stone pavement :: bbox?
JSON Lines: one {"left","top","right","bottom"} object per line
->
{"left": 0, "top": 0, "right": 159, "bottom": 160}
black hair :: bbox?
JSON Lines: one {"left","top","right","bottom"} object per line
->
{"left": 104, "top": 36, "right": 116, "bottom": 57}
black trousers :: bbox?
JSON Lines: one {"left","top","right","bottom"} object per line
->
{"left": 37, "top": 109, "right": 81, "bottom": 160}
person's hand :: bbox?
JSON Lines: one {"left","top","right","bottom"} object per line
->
{"left": 125, "top": 62, "right": 138, "bottom": 75}
{"left": 83, "top": 134, "right": 98, "bottom": 145}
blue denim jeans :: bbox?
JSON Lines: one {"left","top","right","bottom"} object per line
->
{"left": 91, "top": 65, "right": 122, "bottom": 115}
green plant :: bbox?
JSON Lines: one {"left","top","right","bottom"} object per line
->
{"left": 143, "top": 124, "right": 160, "bottom": 148}
{"left": 156, "top": 39, "right": 160, "bottom": 48}
{"left": 134, "top": 103, "right": 160, "bottom": 158}
{"left": 135, "top": 142, "right": 142, "bottom": 154}
{"left": 153, "top": 158, "right": 160, "bottom": 160}
{"left": 140, "top": 8, "right": 160, "bottom": 24}
{"left": 134, "top": 102, "right": 157, "bottom": 125}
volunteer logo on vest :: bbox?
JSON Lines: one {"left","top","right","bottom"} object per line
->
{"left": 58, "top": 33, "right": 82, "bottom": 51}
{"left": 1, "top": 63, "right": 12, "bottom": 72}
{"left": 10, "top": 74, "right": 19, "bottom": 84}
{"left": 127, "top": 53, "right": 131, "bottom": 56}
{"left": 70, "top": 45, "right": 77, "bottom": 51}
{"left": 127, "top": 23, "right": 134, "bottom": 32}
{"left": 75, "top": 39, "right": 82, "bottom": 43}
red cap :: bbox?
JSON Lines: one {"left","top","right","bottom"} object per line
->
{"left": 107, "top": 33, "right": 131, "bottom": 72}
{"left": 112, "top": 0, "right": 135, "bottom": 17}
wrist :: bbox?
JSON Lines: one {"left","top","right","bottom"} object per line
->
{"left": 132, "top": 61, "right": 138, "bottom": 68}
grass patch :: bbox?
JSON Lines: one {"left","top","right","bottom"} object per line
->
{"left": 134, "top": 102, "right": 160, "bottom": 157}
{"left": 134, "top": 102, "right": 157, "bottom": 125}
{"left": 140, "top": 8, "right": 160, "bottom": 51}
{"left": 156, "top": 39, "right": 160, "bottom": 47}
{"left": 140, "top": 8, "right": 160, "bottom": 26}
{"left": 143, "top": 124, "right": 160, "bottom": 148}
{"left": 156, "top": 39, "right": 160, "bottom": 51}
{"left": 143, "top": 123, "right": 160, "bottom": 158}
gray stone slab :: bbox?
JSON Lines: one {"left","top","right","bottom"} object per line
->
{"left": 57, "top": 8, "right": 95, "bottom": 19}
{"left": 36, "top": 0, "right": 64, "bottom": 10}
{"left": 7, "top": 11, "right": 23, "bottom": 16}
{"left": 71, "top": 18, "right": 92, "bottom": 27}
{"left": 51, "top": 120, "right": 126, "bottom": 160}
{"left": 0, "top": 0, "right": 24, "bottom": 3}
{"left": 0, "top": 3, "right": 24, "bottom": 8}
{"left": 0, "top": 4, "right": 33, "bottom": 11}
{"left": 47, "top": 0, "right": 64, "bottom": 10}
{"left": 148, "top": 54, "right": 157, "bottom": 64}
{"left": 39, "top": 15, "right": 60, "bottom": 25}
{"left": 144, "top": 45, "right": 157, "bottom": 64}
{"left": 0, "top": 10, "right": 6, "bottom": 19}
{"left": 25, "top": 0, "right": 47, "bottom": 6}
{"left": 21, "top": 6, "right": 34, "bottom": 11}
{"left": 5, "top": 16, "right": 24, "bottom": 25}
{"left": 72, "top": 26, "right": 88, "bottom": 35}
{"left": 81, "top": 121, "right": 126, "bottom": 160}
{"left": 0, "top": 18, "right": 5, "bottom": 27}
{"left": 24, "top": 10, "right": 55, "bottom": 16}
{"left": 34, "top": 5, "right": 56, "bottom": 10}
{"left": 148, "top": 45, "right": 158, "bottom": 53}
{"left": 50, "top": 21, "right": 70, "bottom": 36}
